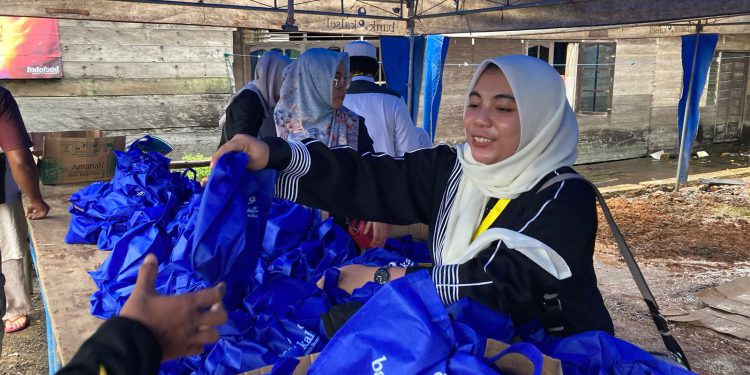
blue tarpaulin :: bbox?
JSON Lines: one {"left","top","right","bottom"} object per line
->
{"left": 380, "top": 35, "right": 450, "bottom": 139}
{"left": 379, "top": 35, "right": 425, "bottom": 119}
{"left": 421, "top": 35, "right": 450, "bottom": 142}
{"left": 676, "top": 33, "right": 718, "bottom": 184}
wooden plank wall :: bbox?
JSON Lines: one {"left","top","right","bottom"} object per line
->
{"left": 3, "top": 20, "right": 234, "bottom": 158}
{"left": 716, "top": 34, "right": 750, "bottom": 144}
{"left": 578, "top": 38, "right": 656, "bottom": 162}
{"left": 433, "top": 38, "right": 524, "bottom": 144}
{"left": 646, "top": 37, "right": 694, "bottom": 155}
{"left": 6, "top": 22, "right": 743, "bottom": 163}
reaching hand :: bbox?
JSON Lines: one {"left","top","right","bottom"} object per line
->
{"left": 120, "top": 254, "right": 227, "bottom": 361}
{"left": 316, "top": 264, "right": 406, "bottom": 295}
{"left": 363, "top": 221, "right": 391, "bottom": 248}
{"left": 26, "top": 199, "right": 50, "bottom": 220}
{"left": 211, "top": 134, "right": 270, "bottom": 171}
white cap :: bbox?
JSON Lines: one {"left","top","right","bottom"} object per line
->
{"left": 344, "top": 41, "right": 377, "bottom": 60}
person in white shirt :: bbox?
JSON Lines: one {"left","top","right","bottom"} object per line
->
{"left": 343, "top": 41, "right": 431, "bottom": 157}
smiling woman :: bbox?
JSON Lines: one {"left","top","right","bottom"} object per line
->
{"left": 464, "top": 65, "right": 520, "bottom": 165}
{"left": 214, "top": 54, "right": 614, "bottom": 337}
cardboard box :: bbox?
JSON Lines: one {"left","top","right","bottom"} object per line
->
{"left": 245, "top": 338, "right": 562, "bottom": 375}
{"left": 31, "top": 131, "right": 125, "bottom": 185}
{"left": 390, "top": 223, "right": 429, "bottom": 241}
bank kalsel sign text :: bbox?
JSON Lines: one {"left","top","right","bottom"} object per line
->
{"left": 326, "top": 17, "right": 396, "bottom": 33}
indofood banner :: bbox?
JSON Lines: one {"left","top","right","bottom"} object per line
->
{"left": 0, "top": 17, "right": 62, "bottom": 79}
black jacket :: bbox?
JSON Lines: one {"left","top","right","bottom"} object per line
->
{"left": 220, "top": 90, "right": 375, "bottom": 154}
{"left": 265, "top": 138, "right": 613, "bottom": 336}
{"left": 57, "top": 317, "right": 161, "bottom": 375}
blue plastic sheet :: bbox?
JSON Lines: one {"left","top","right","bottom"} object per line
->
{"left": 379, "top": 35, "right": 425, "bottom": 119}
{"left": 522, "top": 326, "right": 696, "bottom": 375}
{"left": 677, "top": 34, "right": 719, "bottom": 184}
{"left": 421, "top": 35, "right": 450, "bottom": 141}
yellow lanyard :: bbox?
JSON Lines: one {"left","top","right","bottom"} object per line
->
{"left": 472, "top": 198, "right": 511, "bottom": 241}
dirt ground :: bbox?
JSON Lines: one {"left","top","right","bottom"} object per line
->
{"left": 2, "top": 175, "right": 749, "bottom": 374}
{"left": 1, "top": 279, "right": 48, "bottom": 375}
{"left": 595, "top": 176, "right": 750, "bottom": 375}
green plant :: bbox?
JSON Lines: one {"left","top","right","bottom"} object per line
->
{"left": 180, "top": 153, "right": 211, "bottom": 181}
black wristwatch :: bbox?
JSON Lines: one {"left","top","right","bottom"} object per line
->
{"left": 373, "top": 266, "right": 391, "bottom": 285}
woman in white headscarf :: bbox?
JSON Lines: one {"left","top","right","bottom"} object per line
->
{"left": 275, "top": 48, "right": 386, "bottom": 247}
{"left": 213, "top": 55, "right": 614, "bottom": 336}
{"left": 274, "top": 48, "right": 374, "bottom": 154}
{"left": 218, "top": 50, "right": 291, "bottom": 146}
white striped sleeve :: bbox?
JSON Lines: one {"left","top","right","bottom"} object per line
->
{"left": 431, "top": 264, "right": 495, "bottom": 306}
{"left": 274, "top": 140, "right": 311, "bottom": 201}
{"left": 431, "top": 264, "right": 460, "bottom": 305}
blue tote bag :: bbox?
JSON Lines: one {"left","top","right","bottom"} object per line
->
{"left": 187, "top": 151, "right": 275, "bottom": 308}
{"left": 308, "top": 270, "right": 455, "bottom": 374}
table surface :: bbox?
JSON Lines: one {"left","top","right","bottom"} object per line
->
{"left": 26, "top": 183, "right": 108, "bottom": 365}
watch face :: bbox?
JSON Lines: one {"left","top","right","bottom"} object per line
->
{"left": 374, "top": 267, "right": 390, "bottom": 285}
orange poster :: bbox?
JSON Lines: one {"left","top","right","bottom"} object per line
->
{"left": 0, "top": 17, "right": 62, "bottom": 79}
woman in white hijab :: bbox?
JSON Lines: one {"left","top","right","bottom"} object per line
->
{"left": 213, "top": 55, "right": 614, "bottom": 336}
{"left": 274, "top": 48, "right": 374, "bottom": 153}
{"left": 275, "top": 48, "right": 387, "bottom": 247}
{"left": 218, "top": 50, "right": 291, "bottom": 146}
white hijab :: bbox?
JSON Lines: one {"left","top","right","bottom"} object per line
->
{"left": 274, "top": 48, "right": 361, "bottom": 149}
{"left": 440, "top": 55, "right": 579, "bottom": 265}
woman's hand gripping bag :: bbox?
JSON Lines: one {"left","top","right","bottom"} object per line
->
{"left": 189, "top": 151, "right": 275, "bottom": 308}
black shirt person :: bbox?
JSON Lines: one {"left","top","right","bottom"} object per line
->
{"left": 213, "top": 55, "right": 614, "bottom": 336}
{"left": 57, "top": 254, "right": 227, "bottom": 375}
{"left": 218, "top": 50, "right": 291, "bottom": 147}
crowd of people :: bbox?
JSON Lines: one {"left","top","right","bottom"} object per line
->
{"left": 214, "top": 49, "right": 614, "bottom": 336}
{"left": 2, "top": 42, "right": 623, "bottom": 374}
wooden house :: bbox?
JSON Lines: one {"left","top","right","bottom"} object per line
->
{"left": 3, "top": 16, "right": 748, "bottom": 163}
{"left": 237, "top": 20, "right": 750, "bottom": 163}
{"left": 2, "top": 20, "right": 234, "bottom": 157}
{"left": 435, "top": 22, "right": 750, "bottom": 163}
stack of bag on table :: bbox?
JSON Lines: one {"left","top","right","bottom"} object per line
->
{"left": 65, "top": 138, "right": 430, "bottom": 373}
{"left": 66, "top": 137, "right": 695, "bottom": 375}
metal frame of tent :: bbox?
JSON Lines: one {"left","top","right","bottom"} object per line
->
{"left": 4, "top": 1, "right": 750, "bottom": 371}
{"left": 4, "top": 1, "right": 750, "bottom": 115}
{"left": 4, "top": 1, "right": 750, "bottom": 137}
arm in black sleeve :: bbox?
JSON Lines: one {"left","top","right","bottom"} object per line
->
{"left": 57, "top": 317, "right": 162, "bottom": 375}
{"left": 220, "top": 90, "right": 265, "bottom": 146}
{"left": 356, "top": 116, "right": 375, "bottom": 154}
{"left": 264, "top": 137, "right": 454, "bottom": 225}
{"left": 416, "top": 178, "right": 612, "bottom": 335}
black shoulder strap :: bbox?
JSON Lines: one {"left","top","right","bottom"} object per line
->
{"left": 537, "top": 173, "right": 691, "bottom": 370}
